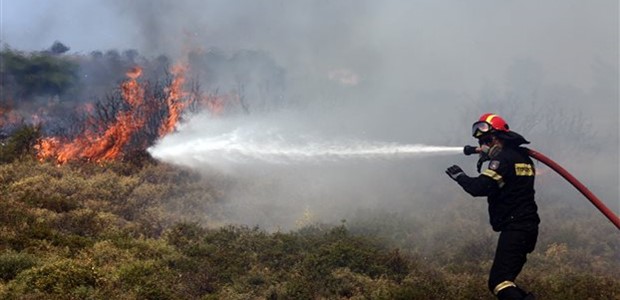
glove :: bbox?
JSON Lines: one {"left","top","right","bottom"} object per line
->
{"left": 463, "top": 145, "right": 479, "bottom": 156}
{"left": 445, "top": 165, "right": 465, "bottom": 181}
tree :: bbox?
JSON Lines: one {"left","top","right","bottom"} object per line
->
{"left": 49, "top": 41, "right": 70, "bottom": 55}
{"left": 0, "top": 125, "right": 40, "bottom": 163}
{"left": 0, "top": 48, "right": 79, "bottom": 98}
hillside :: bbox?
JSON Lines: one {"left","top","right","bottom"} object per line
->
{"left": 0, "top": 156, "right": 618, "bottom": 299}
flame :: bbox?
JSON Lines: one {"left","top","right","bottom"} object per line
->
{"left": 159, "top": 64, "right": 189, "bottom": 136}
{"left": 35, "top": 137, "right": 60, "bottom": 162}
{"left": 78, "top": 102, "right": 95, "bottom": 115}
{"left": 0, "top": 106, "right": 23, "bottom": 128}
{"left": 33, "top": 61, "right": 234, "bottom": 164}
{"left": 38, "top": 66, "right": 146, "bottom": 163}
{"left": 189, "top": 91, "right": 228, "bottom": 117}
{"left": 79, "top": 68, "right": 146, "bottom": 162}
{"left": 206, "top": 96, "right": 225, "bottom": 116}
{"left": 126, "top": 66, "right": 143, "bottom": 80}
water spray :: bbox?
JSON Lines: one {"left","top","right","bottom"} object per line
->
{"left": 464, "top": 145, "right": 620, "bottom": 230}
{"left": 149, "top": 122, "right": 463, "bottom": 166}
{"left": 151, "top": 135, "right": 462, "bottom": 165}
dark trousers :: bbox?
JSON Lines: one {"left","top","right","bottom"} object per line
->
{"left": 488, "top": 228, "right": 538, "bottom": 293}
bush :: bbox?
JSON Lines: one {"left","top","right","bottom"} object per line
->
{"left": 0, "top": 158, "right": 618, "bottom": 299}
{"left": 0, "top": 125, "right": 40, "bottom": 163}
{"left": 2, "top": 259, "right": 99, "bottom": 296}
{"left": 0, "top": 251, "right": 38, "bottom": 281}
{"left": 118, "top": 260, "right": 177, "bottom": 300}
{"left": 165, "top": 222, "right": 207, "bottom": 254}
{"left": 8, "top": 174, "right": 80, "bottom": 213}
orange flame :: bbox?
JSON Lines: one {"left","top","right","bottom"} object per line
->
{"left": 126, "top": 66, "right": 143, "bottom": 80}
{"left": 205, "top": 95, "right": 225, "bottom": 116}
{"left": 34, "top": 61, "right": 234, "bottom": 164}
{"left": 159, "top": 64, "right": 189, "bottom": 136}
{"left": 35, "top": 137, "right": 60, "bottom": 162}
{"left": 0, "top": 107, "right": 23, "bottom": 128}
{"left": 38, "top": 66, "right": 146, "bottom": 164}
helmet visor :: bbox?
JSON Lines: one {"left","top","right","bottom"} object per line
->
{"left": 472, "top": 121, "right": 491, "bottom": 138}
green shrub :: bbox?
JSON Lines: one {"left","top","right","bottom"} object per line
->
{"left": 55, "top": 209, "right": 107, "bottom": 237}
{"left": 0, "top": 199, "right": 32, "bottom": 228}
{"left": 86, "top": 170, "right": 139, "bottom": 205}
{"left": 3, "top": 259, "right": 99, "bottom": 296}
{"left": 0, "top": 251, "right": 38, "bottom": 281}
{"left": 118, "top": 260, "right": 177, "bottom": 300}
{"left": 80, "top": 240, "right": 131, "bottom": 269}
{"left": 527, "top": 271, "right": 620, "bottom": 299}
{"left": 0, "top": 158, "right": 618, "bottom": 299}
{"left": 8, "top": 174, "right": 80, "bottom": 212}
{"left": 165, "top": 222, "right": 208, "bottom": 254}
{"left": 0, "top": 125, "right": 40, "bottom": 164}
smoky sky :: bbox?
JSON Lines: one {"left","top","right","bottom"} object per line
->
{"left": 2, "top": 1, "right": 617, "bottom": 90}
{"left": 2, "top": 0, "right": 618, "bottom": 228}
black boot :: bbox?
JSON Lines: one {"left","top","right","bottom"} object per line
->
{"left": 497, "top": 286, "right": 529, "bottom": 300}
{"left": 523, "top": 292, "right": 536, "bottom": 300}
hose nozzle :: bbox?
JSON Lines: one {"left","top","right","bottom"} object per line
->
{"left": 464, "top": 145, "right": 479, "bottom": 156}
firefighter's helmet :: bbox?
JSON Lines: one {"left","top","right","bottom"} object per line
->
{"left": 472, "top": 113, "right": 510, "bottom": 138}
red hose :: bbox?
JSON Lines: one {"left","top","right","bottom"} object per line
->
{"left": 527, "top": 148, "right": 620, "bottom": 230}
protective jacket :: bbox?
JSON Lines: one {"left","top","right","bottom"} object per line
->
{"left": 456, "top": 146, "right": 540, "bottom": 231}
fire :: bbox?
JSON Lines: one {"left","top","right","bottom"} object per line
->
{"left": 35, "top": 137, "right": 60, "bottom": 162}
{"left": 38, "top": 66, "right": 146, "bottom": 163}
{"left": 0, "top": 106, "right": 23, "bottom": 128}
{"left": 159, "top": 63, "right": 228, "bottom": 136}
{"left": 79, "top": 66, "right": 146, "bottom": 162}
{"left": 126, "top": 66, "right": 143, "bottom": 80}
{"left": 206, "top": 95, "right": 225, "bottom": 116}
{"left": 159, "top": 64, "right": 189, "bottom": 136}
{"left": 32, "top": 61, "right": 232, "bottom": 164}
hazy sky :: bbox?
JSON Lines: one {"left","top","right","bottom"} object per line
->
{"left": 1, "top": 0, "right": 617, "bottom": 93}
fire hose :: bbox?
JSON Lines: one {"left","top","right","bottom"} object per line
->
{"left": 463, "top": 146, "right": 620, "bottom": 230}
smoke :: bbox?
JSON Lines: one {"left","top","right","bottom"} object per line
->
{"left": 2, "top": 1, "right": 618, "bottom": 228}
{"left": 146, "top": 111, "right": 466, "bottom": 229}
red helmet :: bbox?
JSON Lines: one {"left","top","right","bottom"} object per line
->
{"left": 472, "top": 113, "right": 510, "bottom": 138}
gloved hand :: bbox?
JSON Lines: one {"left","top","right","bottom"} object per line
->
{"left": 463, "top": 145, "right": 479, "bottom": 156}
{"left": 445, "top": 165, "right": 465, "bottom": 181}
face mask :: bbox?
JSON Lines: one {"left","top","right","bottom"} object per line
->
{"left": 478, "top": 138, "right": 502, "bottom": 159}
{"left": 476, "top": 143, "right": 502, "bottom": 173}
{"left": 479, "top": 144, "right": 490, "bottom": 155}
{"left": 488, "top": 144, "right": 502, "bottom": 158}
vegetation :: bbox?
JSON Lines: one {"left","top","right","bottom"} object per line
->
{"left": 1, "top": 43, "right": 285, "bottom": 117}
{"left": 0, "top": 43, "right": 618, "bottom": 299}
{"left": 0, "top": 151, "right": 617, "bottom": 299}
{"left": 0, "top": 125, "right": 41, "bottom": 164}
{"left": 0, "top": 47, "right": 79, "bottom": 98}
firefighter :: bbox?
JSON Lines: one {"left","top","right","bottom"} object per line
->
{"left": 445, "top": 113, "right": 539, "bottom": 300}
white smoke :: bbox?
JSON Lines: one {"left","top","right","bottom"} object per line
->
{"left": 147, "top": 112, "right": 468, "bottom": 229}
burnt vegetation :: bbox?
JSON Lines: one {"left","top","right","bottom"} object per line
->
{"left": 1, "top": 42, "right": 286, "bottom": 160}
{"left": 0, "top": 44, "right": 619, "bottom": 299}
